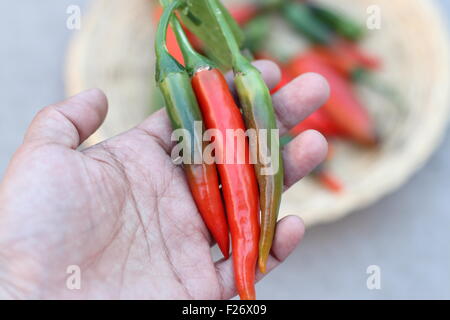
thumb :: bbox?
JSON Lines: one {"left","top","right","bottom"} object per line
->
{"left": 24, "top": 89, "right": 108, "bottom": 149}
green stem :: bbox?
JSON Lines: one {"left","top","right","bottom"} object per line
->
{"left": 280, "top": 133, "right": 294, "bottom": 148}
{"left": 281, "top": 1, "right": 333, "bottom": 45}
{"left": 207, "top": 0, "right": 250, "bottom": 71}
{"left": 155, "top": 0, "right": 184, "bottom": 82}
{"left": 173, "top": 18, "right": 210, "bottom": 71}
{"left": 307, "top": 2, "right": 364, "bottom": 41}
{"left": 155, "top": 0, "right": 179, "bottom": 60}
{"left": 160, "top": 0, "right": 216, "bottom": 74}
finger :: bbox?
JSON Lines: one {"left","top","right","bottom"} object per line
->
{"left": 273, "top": 72, "right": 330, "bottom": 135}
{"left": 215, "top": 215, "right": 305, "bottom": 300}
{"left": 283, "top": 130, "right": 328, "bottom": 189}
{"left": 24, "top": 89, "right": 108, "bottom": 149}
{"left": 225, "top": 59, "right": 281, "bottom": 93}
{"left": 136, "top": 108, "right": 174, "bottom": 154}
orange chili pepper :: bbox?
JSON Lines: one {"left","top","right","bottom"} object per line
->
{"left": 193, "top": 69, "right": 260, "bottom": 300}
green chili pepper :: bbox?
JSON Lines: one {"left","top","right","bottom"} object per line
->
{"left": 307, "top": 2, "right": 365, "bottom": 42}
{"left": 235, "top": 61, "right": 284, "bottom": 274}
{"left": 155, "top": 1, "right": 201, "bottom": 155}
{"left": 208, "top": 0, "right": 284, "bottom": 274}
{"left": 155, "top": 0, "right": 231, "bottom": 258}
{"left": 243, "top": 14, "right": 271, "bottom": 54}
{"left": 281, "top": 1, "right": 333, "bottom": 44}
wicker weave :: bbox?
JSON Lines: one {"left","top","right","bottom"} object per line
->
{"left": 65, "top": 0, "right": 450, "bottom": 227}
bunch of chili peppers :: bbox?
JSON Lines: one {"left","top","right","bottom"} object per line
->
{"left": 155, "top": 0, "right": 284, "bottom": 300}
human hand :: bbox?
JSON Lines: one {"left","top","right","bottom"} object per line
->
{"left": 0, "top": 61, "right": 329, "bottom": 299}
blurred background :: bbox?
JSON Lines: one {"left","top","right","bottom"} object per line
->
{"left": 0, "top": 0, "right": 449, "bottom": 299}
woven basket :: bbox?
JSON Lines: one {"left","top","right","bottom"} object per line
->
{"left": 65, "top": 0, "right": 450, "bottom": 227}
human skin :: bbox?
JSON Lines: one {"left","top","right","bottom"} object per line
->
{"left": 0, "top": 61, "right": 329, "bottom": 299}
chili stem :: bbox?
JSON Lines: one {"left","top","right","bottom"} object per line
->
{"left": 161, "top": 0, "right": 214, "bottom": 74}
{"left": 155, "top": 0, "right": 184, "bottom": 82}
{"left": 207, "top": 0, "right": 250, "bottom": 71}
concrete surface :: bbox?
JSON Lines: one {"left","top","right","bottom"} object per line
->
{"left": 0, "top": 0, "right": 449, "bottom": 299}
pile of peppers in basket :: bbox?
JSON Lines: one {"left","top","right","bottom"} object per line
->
{"left": 155, "top": 0, "right": 283, "bottom": 300}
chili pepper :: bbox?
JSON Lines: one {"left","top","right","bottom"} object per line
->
{"left": 313, "top": 168, "right": 344, "bottom": 193}
{"left": 280, "top": 109, "right": 342, "bottom": 147}
{"left": 209, "top": 0, "right": 284, "bottom": 274}
{"left": 243, "top": 15, "right": 271, "bottom": 54}
{"left": 285, "top": 109, "right": 343, "bottom": 146}
{"left": 281, "top": 1, "right": 333, "bottom": 44}
{"left": 288, "top": 51, "right": 378, "bottom": 146}
{"left": 155, "top": 1, "right": 230, "bottom": 258}
{"left": 311, "top": 43, "right": 380, "bottom": 79}
{"left": 308, "top": 45, "right": 404, "bottom": 112}
{"left": 307, "top": 2, "right": 365, "bottom": 41}
{"left": 194, "top": 70, "right": 260, "bottom": 300}
{"left": 270, "top": 67, "right": 292, "bottom": 94}
{"left": 338, "top": 39, "right": 380, "bottom": 71}
{"left": 313, "top": 143, "right": 344, "bottom": 193}
{"left": 167, "top": 5, "right": 260, "bottom": 300}
{"left": 314, "top": 39, "right": 381, "bottom": 77}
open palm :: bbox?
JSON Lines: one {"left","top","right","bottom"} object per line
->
{"left": 0, "top": 61, "right": 329, "bottom": 299}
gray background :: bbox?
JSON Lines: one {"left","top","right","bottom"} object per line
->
{"left": 0, "top": 1, "right": 449, "bottom": 299}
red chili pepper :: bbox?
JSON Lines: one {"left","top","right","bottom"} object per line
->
{"left": 184, "top": 165, "right": 230, "bottom": 257}
{"left": 193, "top": 69, "right": 260, "bottom": 300}
{"left": 314, "top": 169, "right": 344, "bottom": 193}
{"left": 290, "top": 109, "right": 343, "bottom": 138}
{"left": 271, "top": 68, "right": 292, "bottom": 94}
{"left": 312, "top": 40, "right": 381, "bottom": 78}
{"left": 311, "top": 46, "right": 360, "bottom": 77}
{"left": 313, "top": 144, "right": 344, "bottom": 193}
{"left": 337, "top": 39, "right": 381, "bottom": 70}
{"left": 288, "top": 52, "right": 378, "bottom": 146}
